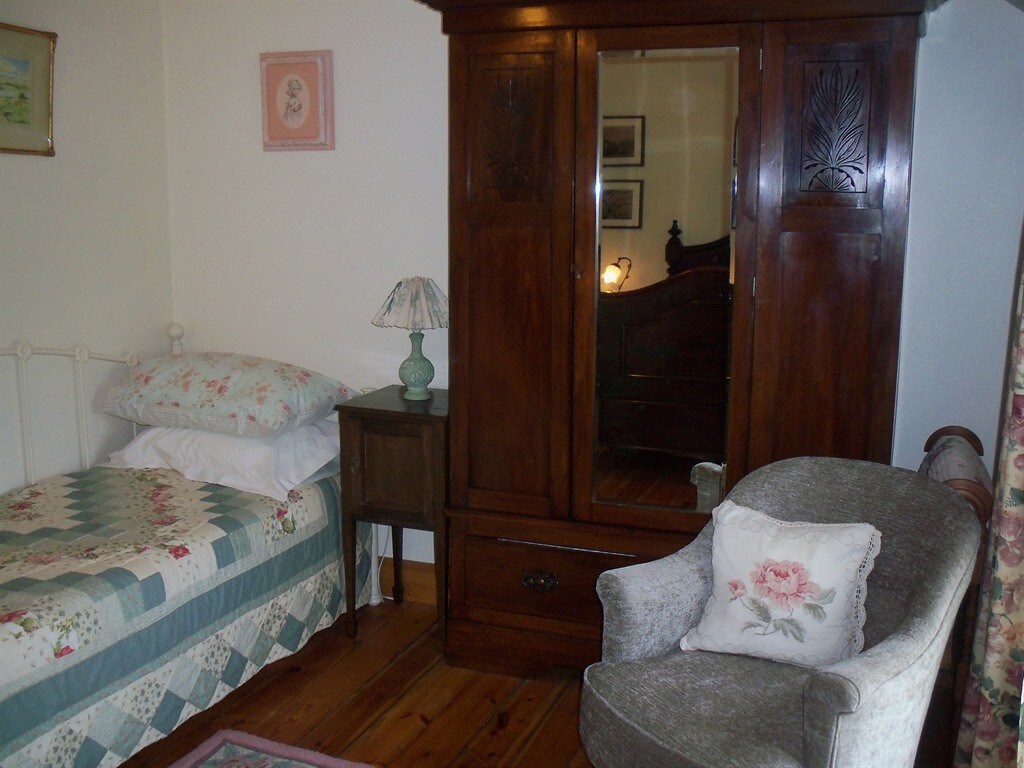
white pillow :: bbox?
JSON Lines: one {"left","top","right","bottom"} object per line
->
{"left": 680, "top": 501, "right": 881, "bottom": 667}
{"left": 107, "top": 419, "right": 339, "bottom": 501}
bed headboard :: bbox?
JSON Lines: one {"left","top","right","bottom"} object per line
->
{"left": 0, "top": 324, "right": 184, "bottom": 491}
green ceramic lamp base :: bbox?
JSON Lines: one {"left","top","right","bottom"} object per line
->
{"left": 399, "top": 331, "right": 435, "bottom": 401}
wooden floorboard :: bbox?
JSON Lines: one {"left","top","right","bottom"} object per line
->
{"left": 121, "top": 602, "right": 590, "bottom": 768}
{"left": 122, "top": 599, "right": 955, "bottom": 767}
{"left": 454, "top": 676, "right": 574, "bottom": 767}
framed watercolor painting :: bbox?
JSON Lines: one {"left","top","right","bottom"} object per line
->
{"left": 0, "top": 23, "right": 57, "bottom": 156}
{"left": 601, "top": 180, "right": 644, "bottom": 229}
{"left": 259, "top": 49, "right": 334, "bottom": 151}
{"left": 601, "top": 115, "right": 645, "bottom": 167}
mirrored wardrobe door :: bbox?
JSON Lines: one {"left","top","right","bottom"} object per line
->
{"left": 572, "top": 24, "right": 761, "bottom": 532}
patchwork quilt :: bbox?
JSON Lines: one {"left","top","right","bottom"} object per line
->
{"left": 0, "top": 467, "right": 370, "bottom": 767}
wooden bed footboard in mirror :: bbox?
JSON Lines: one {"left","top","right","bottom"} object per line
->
{"left": 595, "top": 263, "right": 732, "bottom": 509}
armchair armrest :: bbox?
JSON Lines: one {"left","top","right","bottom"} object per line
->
{"left": 596, "top": 529, "right": 713, "bottom": 662}
{"left": 803, "top": 633, "right": 925, "bottom": 718}
{"left": 801, "top": 555, "right": 977, "bottom": 768}
{"left": 800, "top": 631, "right": 953, "bottom": 767}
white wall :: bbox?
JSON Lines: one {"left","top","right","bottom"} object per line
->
{"left": 893, "top": 0, "right": 1024, "bottom": 472}
{"left": 160, "top": 0, "right": 448, "bottom": 560}
{"left": 0, "top": 0, "right": 172, "bottom": 354}
{"left": 162, "top": 0, "right": 448, "bottom": 389}
{"left": 0, "top": 1, "right": 173, "bottom": 488}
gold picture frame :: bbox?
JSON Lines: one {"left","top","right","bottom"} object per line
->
{"left": 0, "top": 23, "right": 57, "bottom": 156}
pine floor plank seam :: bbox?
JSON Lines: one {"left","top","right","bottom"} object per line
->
{"left": 120, "top": 601, "right": 955, "bottom": 768}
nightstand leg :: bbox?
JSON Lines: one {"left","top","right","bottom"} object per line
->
{"left": 343, "top": 510, "right": 357, "bottom": 638}
{"left": 392, "top": 525, "right": 404, "bottom": 604}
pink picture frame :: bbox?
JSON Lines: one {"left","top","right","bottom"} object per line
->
{"left": 259, "top": 50, "right": 334, "bottom": 151}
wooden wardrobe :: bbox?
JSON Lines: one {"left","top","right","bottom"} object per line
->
{"left": 421, "top": 0, "right": 926, "bottom": 676}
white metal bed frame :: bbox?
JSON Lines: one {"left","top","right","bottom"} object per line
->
{"left": 0, "top": 323, "right": 184, "bottom": 486}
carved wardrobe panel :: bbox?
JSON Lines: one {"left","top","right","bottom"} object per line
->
{"left": 448, "top": 31, "right": 575, "bottom": 520}
{"left": 748, "top": 17, "right": 917, "bottom": 471}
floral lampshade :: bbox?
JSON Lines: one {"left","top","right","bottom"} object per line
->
{"left": 371, "top": 276, "right": 449, "bottom": 332}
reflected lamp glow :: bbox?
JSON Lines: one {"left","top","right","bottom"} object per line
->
{"left": 601, "top": 256, "right": 632, "bottom": 292}
{"left": 372, "top": 276, "right": 450, "bottom": 400}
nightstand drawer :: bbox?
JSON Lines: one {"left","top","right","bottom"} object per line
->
{"left": 461, "top": 534, "right": 635, "bottom": 625}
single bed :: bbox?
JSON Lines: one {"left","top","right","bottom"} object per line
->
{"left": 0, "top": 330, "right": 372, "bottom": 767}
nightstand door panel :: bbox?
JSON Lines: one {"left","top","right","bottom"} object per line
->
{"left": 351, "top": 416, "right": 440, "bottom": 528}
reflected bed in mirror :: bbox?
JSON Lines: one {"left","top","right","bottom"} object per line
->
{"left": 594, "top": 244, "right": 731, "bottom": 508}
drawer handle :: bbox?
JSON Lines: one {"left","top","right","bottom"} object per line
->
{"left": 350, "top": 456, "right": 360, "bottom": 474}
{"left": 522, "top": 569, "right": 558, "bottom": 593}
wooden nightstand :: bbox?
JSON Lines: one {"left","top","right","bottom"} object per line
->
{"left": 335, "top": 385, "right": 449, "bottom": 639}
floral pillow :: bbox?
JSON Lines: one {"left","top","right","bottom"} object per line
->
{"left": 680, "top": 501, "right": 881, "bottom": 667}
{"left": 103, "top": 352, "right": 353, "bottom": 438}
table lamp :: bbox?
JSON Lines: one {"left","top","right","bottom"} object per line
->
{"left": 601, "top": 256, "right": 632, "bottom": 292}
{"left": 371, "top": 276, "right": 450, "bottom": 400}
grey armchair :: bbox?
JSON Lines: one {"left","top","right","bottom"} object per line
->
{"left": 580, "top": 457, "right": 980, "bottom": 768}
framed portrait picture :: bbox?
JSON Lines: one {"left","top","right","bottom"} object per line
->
{"left": 259, "top": 50, "right": 334, "bottom": 151}
{"left": 0, "top": 23, "right": 57, "bottom": 156}
{"left": 601, "top": 115, "right": 645, "bottom": 167}
{"left": 601, "top": 180, "right": 644, "bottom": 229}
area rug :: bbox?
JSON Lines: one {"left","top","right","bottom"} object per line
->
{"left": 169, "top": 729, "right": 375, "bottom": 768}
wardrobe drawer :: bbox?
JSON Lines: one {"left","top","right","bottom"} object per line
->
{"left": 461, "top": 535, "right": 635, "bottom": 625}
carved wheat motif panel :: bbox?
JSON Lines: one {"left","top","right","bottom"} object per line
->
{"left": 483, "top": 69, "right": 540, "bottom": 190}
{"left": 800, "top": 62, "right": 870, "bottom": 193}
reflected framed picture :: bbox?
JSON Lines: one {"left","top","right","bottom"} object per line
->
{"left": 260, "top": 49, "right": 334, "bottom": 151}
{"left": 601, "top": 180, "right": 644, "bottom": 229}
{"left": 601, "top": 115, "right": 645, "bottom": 167}
{"left": 0, "top": 23, "right": 57, "bottom": 156}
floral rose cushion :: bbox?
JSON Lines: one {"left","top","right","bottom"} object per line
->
{"left": 103, "top": 352, "right": 353, "bottom": 438}
{"left": 680, "top": 501, "right": 881, "bottom": 667}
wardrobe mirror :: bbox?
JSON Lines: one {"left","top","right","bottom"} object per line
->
{"left": 593, "top": 46, "right": 739, "bottom": 512}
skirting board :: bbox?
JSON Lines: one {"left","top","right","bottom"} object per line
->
{"left": 378, "top": 557, "right": 438, "bottom": 606}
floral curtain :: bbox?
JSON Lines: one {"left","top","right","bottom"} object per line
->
{"left": 954, "top": 259, "right": 1024, "bottom": 768}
